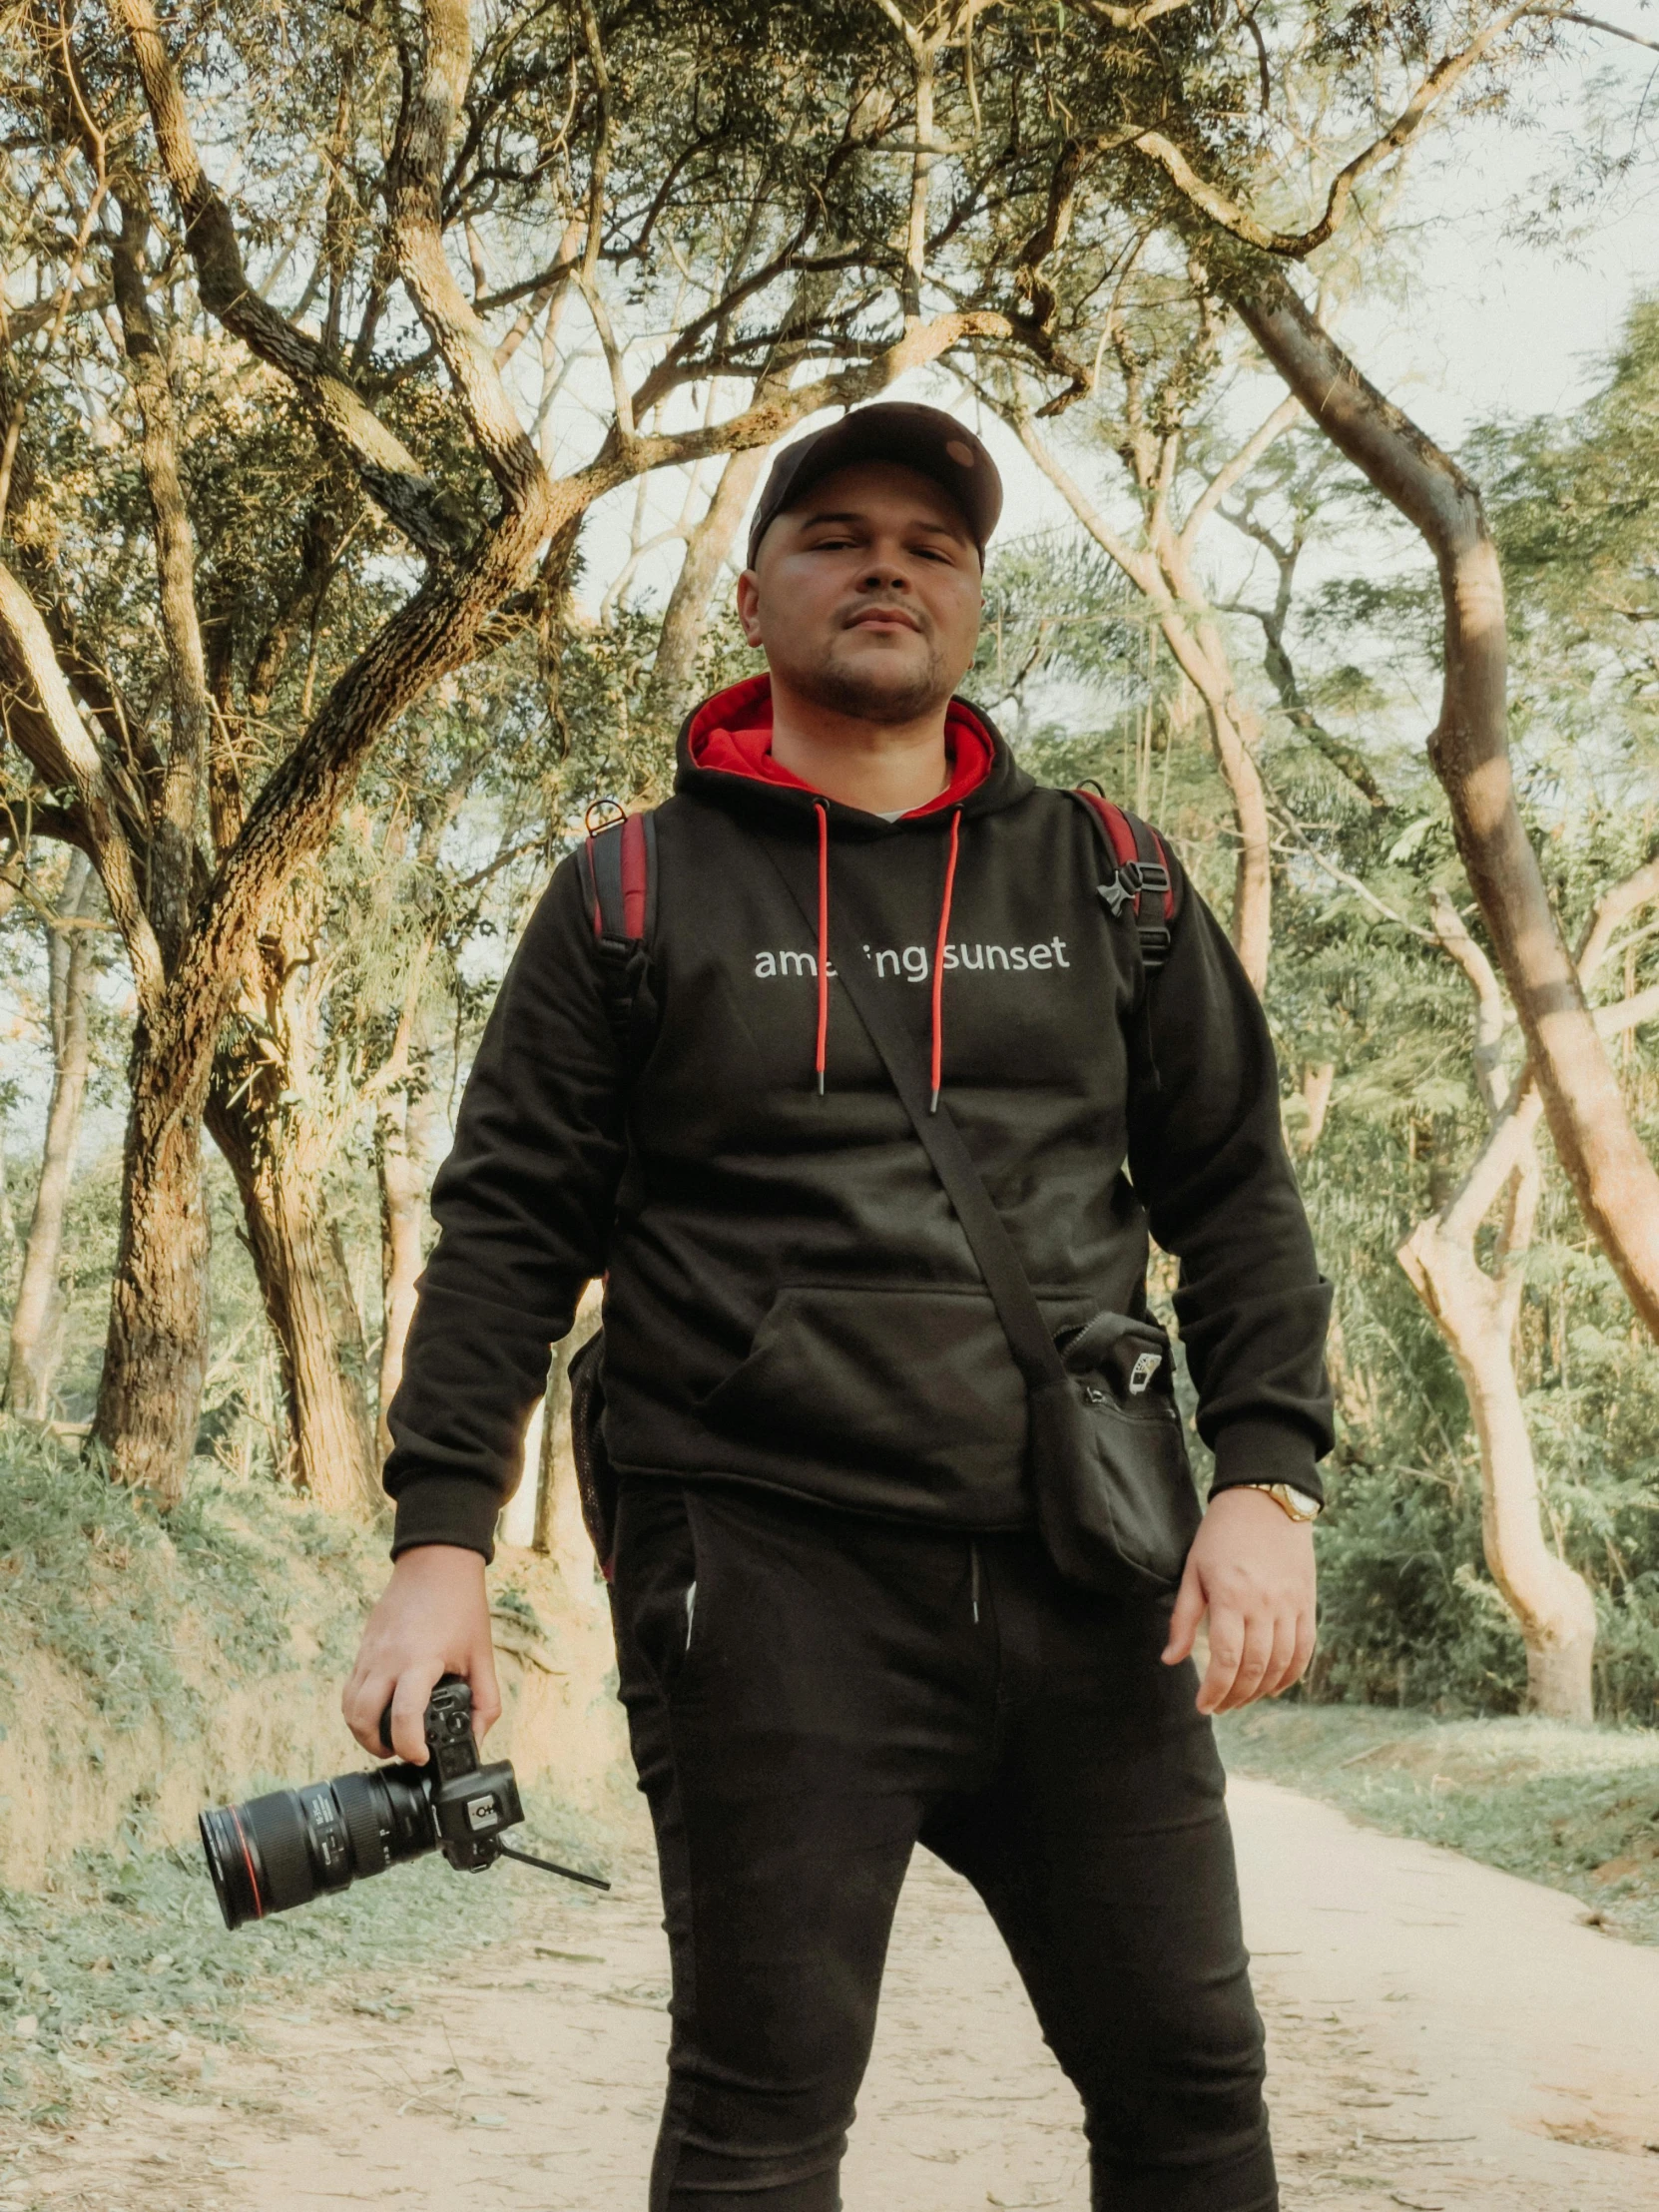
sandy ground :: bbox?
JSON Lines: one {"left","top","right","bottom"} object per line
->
{"left": 5, "top": 1772, "right": 1659, "bottom": 2211}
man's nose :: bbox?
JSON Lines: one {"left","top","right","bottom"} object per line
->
{"left": 857, "top": 559, "right": 912, "bottom": 591}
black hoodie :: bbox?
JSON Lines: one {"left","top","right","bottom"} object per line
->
{"left": 385, "top": 678, "right": 1332, "bottom": 1559}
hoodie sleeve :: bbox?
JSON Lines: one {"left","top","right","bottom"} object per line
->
{"left": 383, "top": 851, "right": 628, "bottom": 1559}
{"left": 1124, "top": 840, "right": 1334, "bottom": 1502}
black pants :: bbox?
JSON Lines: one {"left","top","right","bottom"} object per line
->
{"left": 611, "top": 1477, "right": 1275, "bottom": 2212}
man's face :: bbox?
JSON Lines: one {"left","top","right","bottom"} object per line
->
{"left": 737, "top": 460, "right": 983, "bottom": 724}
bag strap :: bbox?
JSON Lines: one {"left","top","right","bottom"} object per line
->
{"left": 1068, "top": 789, "right": 1177, "bottom": 971}
{"left": 580, "top": 807, "right": 658, "bottom": 1049}
{"left": 760, "top": 839, "right": 1066, "bottom": 1395}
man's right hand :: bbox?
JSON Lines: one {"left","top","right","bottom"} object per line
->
{"left": 342, "top": 1544, "right": 501, "bottom": 1764}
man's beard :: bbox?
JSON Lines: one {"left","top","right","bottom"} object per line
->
{"left": 796, "top": 634, "right": 951, "bottom": 726}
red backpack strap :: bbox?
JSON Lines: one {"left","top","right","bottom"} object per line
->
{"left": 1068, "top": 788, "right": 1177, "bottom": 971}
{"left": 579, "top": 804, "right": 659, "bottom": 1052}
{"left": 581, "top": 804, "right": 657, "bottom": 948}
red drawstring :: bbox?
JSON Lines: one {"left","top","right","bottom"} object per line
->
{"left": 930, "top": 808, "right": 961, "bottom": 1112}
{"left": 812, "top": 798, "right": 961, "bottom": 1107}
{"left": 814, "top": 802, "right": 830, "bottom": 1095}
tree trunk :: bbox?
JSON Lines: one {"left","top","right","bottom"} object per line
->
{"left": 93, "top": 1020, "right": 212, "bottom": 1501}
{"left": 1297, "top": 1062, "right": 1335, "bottom": 1155}
{"left": 209, "top": 1071, "right": 381, "bottom": 1513}
{"left": 1009, "top": 413, "right": 1273, "bottom": 989}
{"left": 533, "top": 1283, "right": 604, "bottom": 1592}
{"left": 1236, "top": 270, "right": 1659, "bottom": 1344}
{"left": 6, "top": 853, "right": 98, "bottom": 1416}
{"left": 375, "top": 1074, "right": 443, "bottom": 1458}
{"left": 644, "top": 444, "right": 770, "bottom": 732}
{"left": 1399, "top": 1185, "right": 1596, "bottom": 1723}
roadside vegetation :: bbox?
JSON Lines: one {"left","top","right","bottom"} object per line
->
{"left": 1219, "top": 1706, "right": 1659, "bottom": 1945}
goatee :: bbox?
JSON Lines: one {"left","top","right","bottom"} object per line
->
{"left": 799, "top": 645, "right": 950, "bottom": 727}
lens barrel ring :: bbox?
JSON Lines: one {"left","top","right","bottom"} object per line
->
{"left": 332, "top": 1770, "right": 394, "bottom": 1877}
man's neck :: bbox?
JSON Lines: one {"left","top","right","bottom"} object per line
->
{"left": 767, "top": 677, "right": 950, "bottom": 816}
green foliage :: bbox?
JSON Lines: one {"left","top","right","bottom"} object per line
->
{"left": 0, "top": 1420, "right": 368, "bottom": 1733}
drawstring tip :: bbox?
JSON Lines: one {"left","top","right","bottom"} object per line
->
{"left": 816, "top": 1070, "right": 825, "bottom": 1096}
{"left": 928, "top": 1086, "right": 940, "bottom": 1114}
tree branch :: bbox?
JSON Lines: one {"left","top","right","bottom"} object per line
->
{"left": 112, "top": 0, "right": 473, "bottom": 562}
{"left": 0, "top": 561, "right": 163, "bottom": 1001}
{"left": 1132, "top": 3, "right": 1545, "bottom": 259}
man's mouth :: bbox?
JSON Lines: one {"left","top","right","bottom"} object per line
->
{"left": 846, "top": 606, "right": 921, "bottom": 634}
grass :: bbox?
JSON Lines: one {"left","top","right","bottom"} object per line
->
{"left": 0, "top": 1419, "right": 375, "bottom": 1735}
{"left": 1217, "top": 1701, "right": 1659, "bottom": 1945}
{"left": 0, "top": 1421, "right": 613, "bottom": 2133}
{"left": 0, "top": 1783, "right": 608, "bottom": 2130}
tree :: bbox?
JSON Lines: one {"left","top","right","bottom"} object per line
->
{"left": 1084, "top": 0, "right": 1659, "bottom": 1341}
{"left": 3, "top": 848, "right": 102, "bottom": 1415}
{"left": 2, "top": 0, "right": 1094, "bottom": 1501}
{"left": 1398, "top": 874, "right": 1659, "bottom": 1719}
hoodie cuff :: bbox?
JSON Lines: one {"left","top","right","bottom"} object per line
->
{"left": 390, "top": 1475, "right": 500, "bottom": 1563}
{"left": 1208, "top": 1417, "right": 1325, "bottom": 1508}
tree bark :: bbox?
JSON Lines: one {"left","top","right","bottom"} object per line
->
{"left": 643, "top": 443, "right": 769, "bottom": 732}
{"left": 5, "top": 853, "right": 98, "bottom": 1416}
{"left": 532, "top": 1283, "right": 604, "bottom": 1590}
{"left": 1235, "top": 270, "right": 1659, "bottom": 1344}
{"left": 1399, "top": 1189, "right": 1596, "bottom": 1723}
{"left": 209, "top": 1069, "right": 381, "bottom": 1513}
{"left": 1388, "top": 883, "right": 1659, "bottom": 1725}
{"left": 1010, "top": 411, "right": 1274, "bottom": 989}
{"left": 1296, "top": 1061, "right": 1335, "bottom": 1155}
{"left": 375, "top": 1072, "right": 443, "bottom": 1460}
{"left": 93, "top": 1021, "right": 212, "bottom": 1498}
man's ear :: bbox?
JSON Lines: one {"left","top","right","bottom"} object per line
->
{"left": 736, "top": 568, "right": 763, "bottom": 648}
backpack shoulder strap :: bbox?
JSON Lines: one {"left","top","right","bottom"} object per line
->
{"left": 579, "top": 805, "right": 659, "bottom": 1048}
{"left": 1067, "top": 788, "right": 1178, "bottom": 972}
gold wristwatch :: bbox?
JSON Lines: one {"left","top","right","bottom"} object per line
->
{"left": 1237, "top": 1481, "right": 1323, "bottom": 1524}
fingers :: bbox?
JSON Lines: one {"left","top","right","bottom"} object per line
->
{"left": 1196, "top": 1606, "right": 1243, "bottom": 1715}
{"left": 1162, "top": 1556, "right": 1207, "bottom": 1665}
{"left": 1282, "top": 1606, "right": 1319, "bottom": 1696}
{"left": 1257, "top": 1608, "right": 1300, "bottom": 1702}
{"left": 469, "top": 1642, "right": 503, "bottom": 1742}
{"left": 389, "top": 1663, "right": 444, "bottom": 1764}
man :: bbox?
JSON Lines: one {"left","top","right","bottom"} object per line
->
{"left": 344, "top": 401, "right": 1332, "bottom": 2212}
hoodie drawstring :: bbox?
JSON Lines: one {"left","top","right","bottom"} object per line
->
{"left": 929, "top": 808, "right": 962, "bottom": 1113}
{"left": 814, "top": 802, "right": 830, "bottom": 1095}
{"left": 812, "top": 798, "right": 962, "bottom": 1109}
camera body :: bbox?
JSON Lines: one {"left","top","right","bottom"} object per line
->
{"left": 201, "top": 1675, "right": 526, "bottom": 1930}
{"left": 420, "top": 1675, "right": 524, "bottom": 1871}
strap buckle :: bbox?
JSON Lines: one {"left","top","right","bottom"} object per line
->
{"left": 1097, "top": 875, "right": 1134, "bottom": 918}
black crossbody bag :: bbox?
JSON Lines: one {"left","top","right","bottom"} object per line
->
{"left": 789, "top": 869, "right": 1201, "bottom": 1598}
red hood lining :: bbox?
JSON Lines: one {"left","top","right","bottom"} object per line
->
{"left": 685, "top": 674, "right": 994, "bottom": 818}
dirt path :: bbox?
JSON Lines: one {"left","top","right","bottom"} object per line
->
{"left": 6, "top": 1773, "right": 1659, "bottom": 2211}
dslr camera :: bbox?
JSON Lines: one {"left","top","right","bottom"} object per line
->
{"left": 200, "top": 1674, "right": 605, "bottom": 1932}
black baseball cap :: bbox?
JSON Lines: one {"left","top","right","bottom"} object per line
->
{"left": 746, "top": 402, "right": 1002, "bottom": 568}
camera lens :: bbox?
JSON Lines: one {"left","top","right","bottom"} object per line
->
{"left": 200, "top": 1764, "right": 435, "bottom": 1931}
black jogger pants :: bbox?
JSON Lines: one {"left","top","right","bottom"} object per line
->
{"left": 610, "top": 1477, "right": 1276, "bottom": 2212}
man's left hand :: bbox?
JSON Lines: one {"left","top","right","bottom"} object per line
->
{"left": 1161, "top": 1486, "right": 1317, "bottom": 1715}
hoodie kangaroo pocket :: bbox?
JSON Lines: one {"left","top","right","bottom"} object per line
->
{"left": 700, "top": 1284, "right": 1030, "bottom": 1484}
